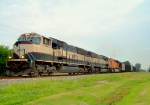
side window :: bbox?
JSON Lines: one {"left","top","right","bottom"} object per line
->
{"left": 43, "top": 37, "right": 51, "bottom": 46}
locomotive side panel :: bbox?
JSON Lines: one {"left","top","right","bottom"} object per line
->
{"left": 100, "top": 56, "right": 109, "bottom": 73}
{"left": 66, "top": 49, "right": 78, "bottom": 64}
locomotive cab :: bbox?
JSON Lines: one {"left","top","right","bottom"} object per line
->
{"left": 6, "top": 33, "right": 44, "bottom": 76}
{"left": 109, "top": 58, "right": 120, "bottom": 72}
{"left": 13, "top": 33, "right": 42, "bottom": 58}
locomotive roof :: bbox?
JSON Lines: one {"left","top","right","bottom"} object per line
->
{"left": 20, "top": 33, "right": 51, "bottom": 39}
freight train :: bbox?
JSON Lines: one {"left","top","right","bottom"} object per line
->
{"left": 6, "top": 33, "right": 136, "bottom": 76}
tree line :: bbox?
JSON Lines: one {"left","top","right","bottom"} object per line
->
{"left": 0, "top": 45, "right": 12, "bottom": 75}
{"left": 123, "top": 61, "right": 144, "bottom": 72}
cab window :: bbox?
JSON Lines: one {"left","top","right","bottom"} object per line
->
{"left": 18, "top": 36, "right": 41, "bottom": 44}
{"left": 43, "top": 37, "right": 51, "bottom": 46}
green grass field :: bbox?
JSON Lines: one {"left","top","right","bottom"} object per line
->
{"left": 0, "top": 72, "right": 150, "bottom": 105}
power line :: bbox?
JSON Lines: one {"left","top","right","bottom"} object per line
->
{"left": 0, "top": 23, "right": 25, "bottom": 33}
{"left": 0, "top": 23, "right": 26, "bottom": 41}
{"left": 0, "top": 32, "right": 18, "bottom": 38}
{"left": 0, "top": 23, "right": 26, "bottom": 46}
{"left": 0, "top": 27, "right": 22, "bottom": 35}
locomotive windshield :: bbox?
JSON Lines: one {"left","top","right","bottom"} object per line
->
{"left": 18, "top": 33, "right": 41, "bottom": 44}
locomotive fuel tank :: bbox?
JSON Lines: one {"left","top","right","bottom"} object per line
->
{"left": 59, "top": 66, "right": 79, "bottom": 73}
{"left": 101, "top": 69, "right": 109, "bottom": 73}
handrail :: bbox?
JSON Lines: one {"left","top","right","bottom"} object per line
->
{"left": 26, "top": 53, "right": 33, "bottom": 67}
{"left": 29, "top": 53, "right": 35, "bottom": 60}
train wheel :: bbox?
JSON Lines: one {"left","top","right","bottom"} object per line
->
{"left": 89, "top": 70, "right": 93, "bottom": 74}
{"left": 38, "top": 72, "right": 43, "bottom": 76}
{"left": 109, "top": 68, "right": 112, "bottom": 73}
{"left": 98, "top": 68, "right": 101, "bottom": 74}
{"left": 48, "top": 72, "right": 53, "bottom": 76}
{"left": 28, "top": 69, "right": 35, "bottom": 76}
{"left": 29, "top": 73, "right": 34, "bottom": 76}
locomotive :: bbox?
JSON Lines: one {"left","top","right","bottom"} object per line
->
{"left": 6, "top": 33, "right": 127, "bottom": 76}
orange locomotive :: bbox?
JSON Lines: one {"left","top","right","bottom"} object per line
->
{"left": 109, "top": 58, "right": 120, "bottom": 72}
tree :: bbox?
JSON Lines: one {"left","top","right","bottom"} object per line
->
{"left": 135, "top": 63, "right": 141, "bottom": 70}
{"left": 123, "top": 61, "right": 131, "bottom": 66}
{"left": 148, "top": 66, "right": 150, "bottom": 72}
{"left": 0, "top": 45, "right": 12, "bottom": 75}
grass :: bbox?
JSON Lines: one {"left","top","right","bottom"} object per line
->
{"left": 0, "top": 72, "right": 150, "bottom": 105}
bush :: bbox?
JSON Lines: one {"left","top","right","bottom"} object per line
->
{"left": 0, "top": 45, "right": 12, "bottom": 75}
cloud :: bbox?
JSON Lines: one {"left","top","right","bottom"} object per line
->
{"left": 0, "top": 0, "right": 145, "bottom": 48}
{"left": 42, "top": 0, "right": 145, "bottom": 35}
{"left": 0, "top": 0, "right": 145, "bottom": 47}
{"left": 0, "top": 0, "right": 144, "bottom": 35}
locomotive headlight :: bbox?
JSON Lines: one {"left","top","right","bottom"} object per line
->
{"left": 8, "top": 56, "right": 12, "bottom": 59}
{"left": 25, "top": 33, "right": 30, "bottom": 36}
{"left": 21, "top": 55, "right": 25, "bottom": 59}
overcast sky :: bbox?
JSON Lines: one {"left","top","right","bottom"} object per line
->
{"left": 0, "top": 0, "right": 150, "bottom": 69}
